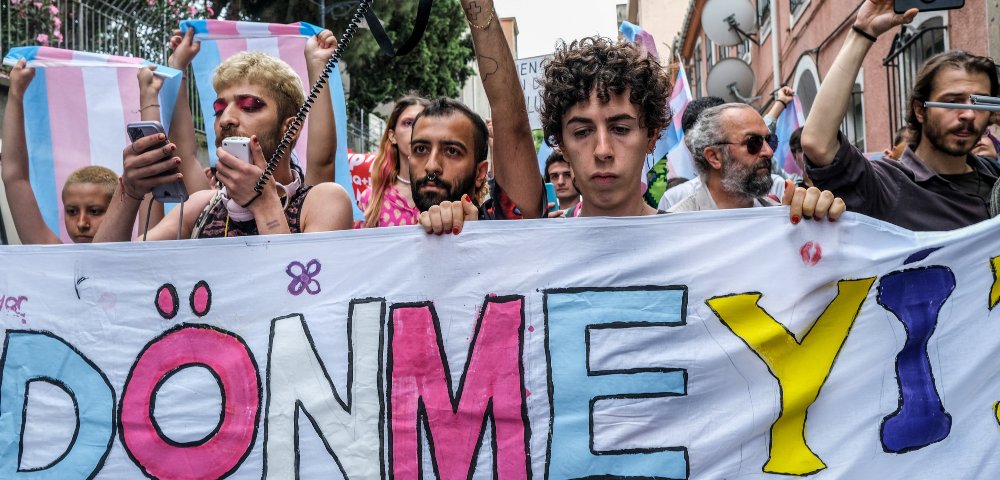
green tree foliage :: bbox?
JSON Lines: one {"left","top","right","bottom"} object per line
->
{"left": 214, "top": 0, "right": 475, "bottom": 115}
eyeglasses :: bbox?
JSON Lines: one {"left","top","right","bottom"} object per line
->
{"left": 713, "top": 133, "right": 779, "bottom": 155}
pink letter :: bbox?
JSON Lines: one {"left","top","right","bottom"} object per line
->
{"left": 390, "top": 296, "right": 530, "bottom": 480}
{"left": 119, "top": 325, "right": 261, "bottom": 480}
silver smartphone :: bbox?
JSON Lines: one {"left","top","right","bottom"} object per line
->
{"left": 221, "top": 137, "right": 252, "bottom": 163}
{"left": 126, "top": 121, "right": 189, "bottom": 203}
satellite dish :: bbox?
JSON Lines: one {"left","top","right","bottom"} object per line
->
{"left": 706, "top": 58, "right": 758, "bottom": 104}
{"left": 701, "top": 0, "right": 757, "bottom": 47}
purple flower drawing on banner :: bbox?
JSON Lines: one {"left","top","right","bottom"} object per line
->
{"left": 286, "top": 260, "right": 322, "bottom": 296}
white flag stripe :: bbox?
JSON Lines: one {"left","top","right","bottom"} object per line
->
{"left": 81, "top": 67, "right": 127, "bottom": 174}
{"left": 246, "top": 37, "right": 281, "bottom": 58}
{"left": 236, "top": 21, "right": 274, "bottom": 38}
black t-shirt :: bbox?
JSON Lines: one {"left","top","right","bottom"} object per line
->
{"left": 940, "top": 171, "right": 995, "bottom": 205}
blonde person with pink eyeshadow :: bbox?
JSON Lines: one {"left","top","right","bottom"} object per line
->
{"left": 356, "top": 96, "right": 430, "bottom": 228}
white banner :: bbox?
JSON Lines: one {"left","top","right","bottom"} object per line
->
{"left": 2, "top": 210, "right": 1000, "bottom": 479}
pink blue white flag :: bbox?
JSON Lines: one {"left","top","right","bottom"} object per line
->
{"left": 654, "top": 66, "right": 697, "bottom": 180}
{"left": 2, "top": 47, "right": 183, "bottom": 242}
{"left": 178, "top": 19, "right": 358, "bottom": 218}
{"left": 621, "top": 21, "right": 698, "bottom": 184}
{"left": 774, "top": 94, "right": 806, "bottom": 175}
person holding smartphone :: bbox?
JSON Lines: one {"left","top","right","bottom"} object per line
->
{"left": 95, "top": 30, "right": 354, "bottom": 242}
{"left": 801, "top": 0, "right": 998, "bottom": 231}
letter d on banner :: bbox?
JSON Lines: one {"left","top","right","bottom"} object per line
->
{"left": 0, "top": 331, "right": 116, "bottom": 478}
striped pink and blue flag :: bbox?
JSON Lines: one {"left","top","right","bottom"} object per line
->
{"left": 178, "top": 19, "right": 357, "bottom": 218}
{"left": 654, "top": 66, "right": 697, "bottom": 180}
{"left": 2, "top": 47, "right": 183, "bottom": 242}
{"left": 620, "top": 21, "right": 698, "bottom": 183}
{"left": 774, "top": 94, "right": 806, "bottom": 175}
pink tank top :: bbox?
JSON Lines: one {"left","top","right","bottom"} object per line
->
{"left": 355, "top": 184, "right": 420, "bottom": 228}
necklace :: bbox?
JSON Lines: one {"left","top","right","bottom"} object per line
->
{"left": 397, "top": 175, "right": 411, "bottom": 185}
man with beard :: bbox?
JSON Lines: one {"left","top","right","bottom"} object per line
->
{"left": 411, "top": 98, "right": 546, "bottom": 235}
{"left": 95, "top": 34, "right": 353, "bottom": 242}
{"left": 801, "top": 0, "right": 998, "bottom": 231}
{"left": 670, "top": 104, "right": 845, "bottom": 222}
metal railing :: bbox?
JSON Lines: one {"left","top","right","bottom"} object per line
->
{"left": 883, "top": 25, "right": 948, "bottom": 145}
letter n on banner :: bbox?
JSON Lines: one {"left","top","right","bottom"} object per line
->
{"left": 264, "top": 300, "right": 386, "bottom": 479}
{"left": 389, "top": 296, "right": 530, "bottom": 480}
{"left": 707, "top": 278, "right": 876, "bottom": 476}
{"left": 545, "top": 287, "right": 690, "bottom": 480}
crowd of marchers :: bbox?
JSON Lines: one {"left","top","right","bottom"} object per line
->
{"left": 1, "top": 0, "right": 996, "bottom": 247}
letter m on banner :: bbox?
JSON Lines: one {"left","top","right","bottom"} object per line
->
{"left": 389, "top": 296, "right": 530, "bottom": 480}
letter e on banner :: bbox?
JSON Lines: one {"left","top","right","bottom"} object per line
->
{"left": 545, "top": 287, "right": 690, "bottom": 480}
{"left": 119, "top": 325, "right": 261, "bottom": 480}
{"left": 389, "top": 296, "right": 530, "bottom": 480}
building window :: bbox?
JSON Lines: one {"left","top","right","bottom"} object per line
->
{"left": 793, "top": 56, "right": 821, "bottom": 118}
{"left": 706, "top": 36, "right": 715, "bottom": 70}
{"left": 737, "top": 39, "right": 752, "bottom": 64}
{"left": 841, "top": 81, "right": 866, "bottom": 152}
{"left": 693, "top": 39, "right": 703, "bottom": 99}
{"left": 790, "top": 0, "right": 811, "bottom": 29}
{"left": 758, "top": 0, "right": 771, "bottom": 28}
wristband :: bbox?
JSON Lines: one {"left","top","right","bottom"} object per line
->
{"left": 852, "top": 25, "right": 878, "bottom": 43}
{"left": 119, "top": 176, "right": 145, "bottom": 202}
{"left": 776, "top": 99, "right": 788, "bottom": 108}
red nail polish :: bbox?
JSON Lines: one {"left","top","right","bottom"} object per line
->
{"left": 792, "top": 216, "right": 800, "bottom": 224}
{"left": 436, "top": 231, "right": 442, "bottom": 236}
{"left": 814, "top": 215, "right": 822, "bottom": 222}
{"left": 453, "top": 230, "right": 460, "bottom": 235}
{"left": 463, "top": 194, "right": 471, "bottom": 203}
{"left": 829, "top": 217, "right": 836, "bottom": 223}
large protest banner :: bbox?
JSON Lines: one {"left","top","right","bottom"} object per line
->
{"left": 2, "top": 210, "right": 1000, "bottom": 479}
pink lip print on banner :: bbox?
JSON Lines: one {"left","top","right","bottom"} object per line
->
{"left": 286, "top": 260, "right": 322, "bottom": 296}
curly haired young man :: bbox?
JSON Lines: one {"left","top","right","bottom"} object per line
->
{"left": 421, "top": 0, "right": 838, "bottom": 234}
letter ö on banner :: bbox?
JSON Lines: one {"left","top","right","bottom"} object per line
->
{"left": 545, "top": 287, "right": 690, "bottom": 480}
{"left": 263, "top": 300, "right": 386, "bottom": 480}
{"left": 389, "top": 296, "right": 530, "bottom": 480}
{"left": 118, "top": 325, "right": 261, "bottom": 480}
{"left": 707, "top": 278, "right": 876, "bottom": 476}
{"left": 0, "top": 331, "right": 116, "bottom": 479}
{"left": 878, "top": 267, "right": 955, "bottom": 453}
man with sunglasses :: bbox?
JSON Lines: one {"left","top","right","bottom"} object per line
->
{"left": 670, "top": 104, "right": 845, "bottom": 222}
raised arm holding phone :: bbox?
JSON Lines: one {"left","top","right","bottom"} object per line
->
{"left": 800, "top": 0, "right": 998, "bottom": 231}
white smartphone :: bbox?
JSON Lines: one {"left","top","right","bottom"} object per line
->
{"left": 126, "top": 121, "right": 189, "bottom": 203}
{"left": 222, "top": 137, "right": 252, "bottom": 163}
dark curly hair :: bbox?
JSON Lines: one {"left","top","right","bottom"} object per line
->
{"left": 537, "top": 36, "right": 672, "bottom": 147}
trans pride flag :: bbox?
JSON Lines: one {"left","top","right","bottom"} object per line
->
{"left": 2, "top": 47, "right": 183, "bottom": 242}
{"left": 620, "top": 21, "right": 698, "bottom": 183}
{"left": 654, "top": 67, "right": 698, "bottom": 180}
{"left": 178, "top": 19, "right": 358, "bottom": 219}
{"left": 774, "top": 94, "right": 806, "bottom": 175}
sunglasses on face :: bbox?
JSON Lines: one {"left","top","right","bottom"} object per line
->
{"left": 714, "top": 133, "right": 779, "bottom": 155}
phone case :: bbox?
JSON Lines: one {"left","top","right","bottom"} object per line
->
{"left": 222, "top": 137, "right": 252, "bottom": 163}
{"left": 127, "top": 121, "right": 189, "bottom": 204}
{"left": 895, "top": 0, "right": 964, "bottom": 14}
{"left": 545, "top": 183, "right": 559, "bottom": 213}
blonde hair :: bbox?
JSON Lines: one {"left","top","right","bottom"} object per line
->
{"left": 213, "top": 51, "right": 305, "bottom": 122}
{"left": 64, "top": 166, "right": 116, "bottom": 199}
